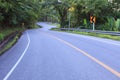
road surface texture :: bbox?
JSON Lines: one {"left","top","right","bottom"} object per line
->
{"left": 0, "top": 22, "right": 120, "bottom": 80}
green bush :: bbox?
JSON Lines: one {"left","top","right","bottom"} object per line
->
{"left": 115, "top": 19, "right": 120, "bottom": 31}
{"left": 0, "top": 33, "right": 4, "bottom": 41}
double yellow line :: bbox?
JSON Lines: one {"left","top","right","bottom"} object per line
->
{"left": 48, "top": 33, "right": 120, "bottom": 78}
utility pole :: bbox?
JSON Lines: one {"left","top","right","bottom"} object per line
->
{"left": 68, "top": 12, "right": 71, "bottom": 29}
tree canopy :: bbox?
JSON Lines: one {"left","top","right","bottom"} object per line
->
{"left": 0, "top": 0, "right": 41, "bottom": 28}
{"left": 0, "top": 0, "right": 120, "bottom": 31}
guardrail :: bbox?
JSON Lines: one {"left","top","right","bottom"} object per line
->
{"left": 60, "top": 28, "right": 120, "bottom": 36}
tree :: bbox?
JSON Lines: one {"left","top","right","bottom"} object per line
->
{"left": 41, "top": 0, "right": 75, "bottom": 28}
{"left": 0, "top": 0, "right": 41, "bottom": 28}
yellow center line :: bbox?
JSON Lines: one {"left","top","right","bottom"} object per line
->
{"left": 48, "top": 33, "right": 120, "bottom": 78}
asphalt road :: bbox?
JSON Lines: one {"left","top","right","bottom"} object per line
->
{"left": 0, "top": 22, "right": 120, "bottom": 80}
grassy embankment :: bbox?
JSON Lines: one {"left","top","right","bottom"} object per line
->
{"left": 68, "top": 30, "right": 120, "bottom": 41}
{"left": 0, "top": 25, "right": 40, "bottom": 55}
{"left": 51, "top": 25, "right": 120, "bottom": 41}
{"left": 0, "top": 27, "right": 24, "bottom": 55}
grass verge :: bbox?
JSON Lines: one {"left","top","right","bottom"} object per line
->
{"left": 0, "top": 27, "right": 24, "bottom": 55}
{"left": 51, "top": 28, "right": 120, "bottom": 41}
{"left": 0, "top": 27, "right": 24, "bottom": 41}
{"left": 0, "top": 33, "right": 20, "bottom": 55}
{"left": 71, "top": 31, "right": 120, "bottom": 41}
{"left": 0, "top": 24, "right": 41, "bottom": 55}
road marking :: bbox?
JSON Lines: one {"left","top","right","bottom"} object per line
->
{"left": 56, "top": 32, "right": 120, "bottom": 46}
{"left": 3, "top": 32, "right": 30, "bottom": 80}
{"left": 48, "top": 34, "right": 120, "bottom": 78}
{"left": 81, "top": 36, "right": 120, "bottom": 46}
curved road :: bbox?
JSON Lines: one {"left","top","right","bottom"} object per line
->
{"left": 0, "top": 22, "right": 120, "bottom": 80}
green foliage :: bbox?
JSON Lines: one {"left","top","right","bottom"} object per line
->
{"left": 0, "top": 33, "right": 4, "bottom": 41}
{"left": 1, "top": 0, "right": 119, "bottom": 31}
{"left": 115, "top": 19, "right": 120, "bottom": 31}
{"left": 0, "top": 27, "right": 24, "bottom": 41}
{"left": 66, "top": 31, "right": 120, "bottom": 41}
{"left": 0, "top": 33, "right": 19, "bottom": 55}
{"left": 107, "top": 17, "right": 116, "bottom": 31}
{"left": 70, "top": 0, "right": 120, "bottom": 31}
{"left": 40, "top": 0, "right": 75, "bottom": 28}
{"left": 0, "top": 0, "right": 41, "bottom": 28}
{"left": 38, "top": 0, "right": 120, "bottom": 31}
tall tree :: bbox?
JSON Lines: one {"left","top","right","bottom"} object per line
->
{"left": 42, "top": 0, "right": 75, "bottom": 28}
{"left": 0, "top": 0, "right": 41, "bottom": 28}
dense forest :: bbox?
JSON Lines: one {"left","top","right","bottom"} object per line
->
{"left": 0, "top": 0, "right": 42, "bottom": 29}
{"left": 0, "top": 0, "right": 120, "bottom": 30}
{"left": 40, "top": 0, "right": 120, "bottom": 31}
{"left": 0, "top": 0, "right": 120, "bottom": 54}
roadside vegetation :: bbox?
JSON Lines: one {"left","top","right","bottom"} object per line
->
{"left": 0, "top": 27, "right": 24, "bottom": 55}
{"left": 51, "top": 28, "right": 120, "bottom": 41}
{"left": 1, "top": 0, "right": 120, "bottom": 40}
{"left": 0, "top": 33, "right": 19, "bottom": 55}
{"left": 0, "top": 27, "right": 23, "bottom": 41}
{"left": 42, "top": 0, "right": 120, "bottom": 41}
{"left": 0, "top": 0, "right": 42, "bottom": 55}
{"left": 0, "top": 0, "right": 120, "bottom": 54}
{"left": 41, "top": 0, "right": 120, "bottom": 31}
{"left": 68, "top": 31, "right": 120, "bottom": 41}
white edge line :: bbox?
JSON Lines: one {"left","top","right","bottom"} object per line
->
{"left": 59, "top": 32, "right": 120, "bottom": 46}
{"left": 3, "top": 32, "right": 30, "bottom": 80}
